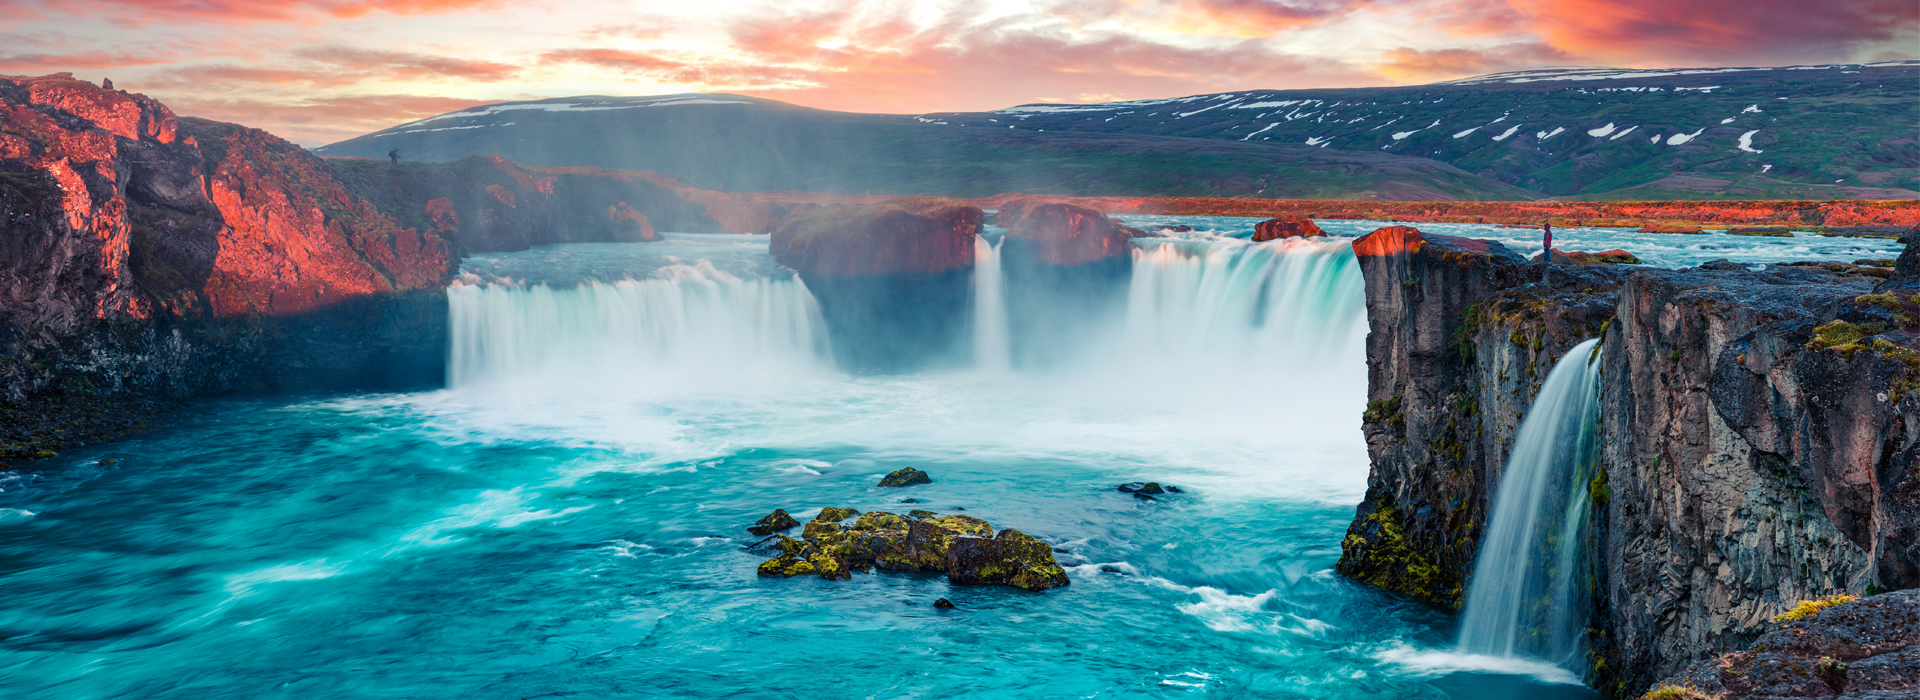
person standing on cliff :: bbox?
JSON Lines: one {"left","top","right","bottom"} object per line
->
{"left": 1540, "top": 221, "right": 1554, "bottom": 282}
{"left": 388, "top": 149, "right": 401, "bottom": 163}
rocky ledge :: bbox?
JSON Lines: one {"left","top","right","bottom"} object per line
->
{"left": 747, "top": 507, "right": 1070, "bottom": 591}
{"left": 1337, "top": 224, "right": 1920, "bottom": 696}
{"left": 1642, "top": 590, "right": 1920, "bottom": 699}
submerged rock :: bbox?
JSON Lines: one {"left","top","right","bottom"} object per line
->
{"left": 1118, "top": 482, "right": 1179, "bottom": 495}
{"left": 934, "top": 597, "right": 955, "bottom": 609}
{"left": 879, "top": 467, "right": 932, "bottom": 487}
{"left": 747, "top": 508, "right": 801, "bottom": 536}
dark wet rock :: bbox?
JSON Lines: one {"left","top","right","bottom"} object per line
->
{"left": 1698, "top": 258, "right": 1747, "bottom": 271}
{"left": 1100, "top": 565, "right": 1126, "bottom": 574}
{"left": 1824, "top": 225, "right": 1915, "bottom": 239}
{"left": 1117, "top": 482, "right": 1144, "bottom": 493}
{"left": 907, "top": 509, "right": 938, "bottom": 519}
{"left": 801, "top": 520, "right": 841, "bottom": 541}
{"left": 1252, "top": 216, "right": 1325, "bottom": 242}
{"left": 948, "top": 535, "right": 1071, "bottom": 591}
{"left": 934, "top": 597, "right": 955, "bottom": 609}
{"left": 815, "top": 506, "right": 859, "bottom": 522}
{"left": 1165, "top": 485, "right": 1183, "bottom": 493}
{"left": 1132, "top": 492, "right": 1156, "bottom": 501}
{"left": 1158, "top": 225, "right": 1194, "bottom": 233}
{"left": 1645, "top": 590, "right": 1920, "bottom": 699}
{"left": 898, "top": 497, "right": 921, "bottom": 504}
{"left": 853, "top": 511, "right": 909, "bottom": 531}
{"left": 1138, "top": 482, "right": 1165, "bottom": 495}
{"left": 747, "top": 508, "right": 801, "bottom": 536}
{"left": 876, "top": 518, "right": 958, "bottom": 572}
{"left": 879, "top": 467, "right": 932, "bottom": 487}
{"left": 950, "top": 506, "right": 965, "bottom": 511}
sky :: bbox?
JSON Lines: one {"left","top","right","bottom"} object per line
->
{"left": 0, "top": 0, "right": 1913, "bottom": 146}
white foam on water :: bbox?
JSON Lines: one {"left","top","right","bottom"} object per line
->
{"left": 0, "top": 508, "right": 34, "bottom": 524}
{"left": 1374, "top": 645, "right": 1585, "bottom": 685}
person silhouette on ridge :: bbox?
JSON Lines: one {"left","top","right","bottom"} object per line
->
{"left": 388, "top": 149, "right": 401, "bottom": 163}
{"left": 1541, "top": 221, "right": 1554, "bottom": 283}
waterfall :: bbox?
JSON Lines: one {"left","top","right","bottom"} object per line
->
{"left": 446, "top": 260, "right": 829, "bottom": 392}
{"left": 973, "top": 235, "right": 1011, "bottom": 373}
{"left": 1123, "top": 237, "right": 1366, "bottom": 372}
{"left": 1457, "top": 338, "right": 1604, "bottom": 665}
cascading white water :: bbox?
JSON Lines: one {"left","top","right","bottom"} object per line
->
{"left": 1123, "top": 237, "right": 1367, "bottom": 376}
{"left": 446, "top": 260, "right": 830, "bottom": 393}
{"left": 1457, "top": 338, "right": 1604, "bottom": 665}
{"left": 973, "top": 235, "right": 1011, "bottom": 373}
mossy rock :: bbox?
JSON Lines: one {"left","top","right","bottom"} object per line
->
{"left": 854, "top": 511, "right": 909, "bottom": 531}
{"left": 758, "top": 556, "right": 817, "bottom": 577}
{"left": 802, "top": 520, "right": 842, "bottom": 541}
{"left": 824, "top": 541, "right": 878, "bottom": 572}
{"left": 876, "top": 519, "right": 957, "bottom": 572}
{"left": 816, "top": 506, "right": 860, "bottom": 522}
{"left": 932, "top": 514, "right": 994, "bottom": 538}
{"left": 947, "top": 536, "right": 1072, "bottom": 591}
{"left": 747, "top": 508, "right": 802, "bottom": 536}
{"left": 995, "top": 528, "right": 1042, "bottom": 544}
{"left": 879, "top": 467, "right": 933, "bottom": 487}
{"left": 808, "top": 550, "right": 851, "bottom": 581}
{"left": 907, "top": 509, "right": 939, "bottom": 519}
{"left": 771, "top": 535, "right": 810, "bottom": 558}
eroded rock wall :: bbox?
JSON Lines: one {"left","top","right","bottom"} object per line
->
{"left": 1338, "top": 223, "right": 1920, "bottom": 697}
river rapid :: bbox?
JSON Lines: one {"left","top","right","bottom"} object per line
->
{"left": 0, "top": 222, "right": 1899, "bottom": 699}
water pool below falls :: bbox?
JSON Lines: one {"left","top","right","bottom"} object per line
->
{"left": 6, "top": 223, "right": 1895, "bottom": 699}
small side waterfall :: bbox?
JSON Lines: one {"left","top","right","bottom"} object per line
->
{"left": 973, "top": 235, "right": 1011, "bottom": 373}
{"left": 1457, "top": 338, "right": 1604, "bottom": 665}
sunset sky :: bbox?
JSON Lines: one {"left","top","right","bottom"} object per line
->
{"left": 1, "top": 0, "right": 1912, "bottom": 146}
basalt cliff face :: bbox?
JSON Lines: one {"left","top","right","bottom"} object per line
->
{"left": 0, "top": 74, "right": 766, "bottom": 461}
{"left": 1338, "top": 224, "right": 1920, "bottom": 696}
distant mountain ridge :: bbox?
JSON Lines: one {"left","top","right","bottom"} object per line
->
{"left": 938, "top": 61, "right": 1920, "bottom": 200}
{"left": 318, "top": 61, "right": 1920, "bottom": 201}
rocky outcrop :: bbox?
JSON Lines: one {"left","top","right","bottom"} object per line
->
{"left": 1338, "top": 223, "right": 1920, "bottom": 697}
{"left": 1000, "top": 201, "right": 1134, "bottom": 368}
{"left": 752, "top": 506, "right": 1070, "bottom": 591}
{"left": 769, "top": 197, "right": 982, "bottom": 372}
{"left": 1644, "top": 590, "right": 1920, "bottom": 699}
{"left": 1252, "top": 216, "right": 1324, "bottom": 242}
{"left": 0, "top": 74, "right": 761, "bottom": 462}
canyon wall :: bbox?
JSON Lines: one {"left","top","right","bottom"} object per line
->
{"left": 1337, "top": 225, "right": 1919, "bottom": 696}
{"left": 0, "top": 73, "right": 761, "bottom": 461}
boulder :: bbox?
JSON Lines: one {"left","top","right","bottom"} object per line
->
{"left": 1252, "top": 216, "right": 1325, "bottom": 242}
{"left": 879, "top": 467, "right": 932, "bottom": 487}
{"left": 1003, "top": 202, "right": 1134, "bottom": 267}
{"left": 1644, "top": 590, "right": 1920, "bottom": 699}
{"left": 948, "top": 534, "right": 1072, "bottom": 591}
{"left": 747, "top": 508, "right": 801, "bottom": 536}
{"left": 875, "top": 518, "right": 959, "bottom": 572}
{"left": 807, "top": 549, "right": 851, "bottom": 581}
{"left": 933, "top": 598, "right": 956, "bottom": 609}
{"left": 931, "top": 514, "right": 994, "bottom": 538}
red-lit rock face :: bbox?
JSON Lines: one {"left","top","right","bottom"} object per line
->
{"left": 608, "top": 201, "right": 658, "bottom": 242}
{"left": 1003, "top": 202, "right": 1133, "bottom": 266}
{"left": 1351, "top": 226, "right": 1428, "bottom": 257}
{"left": 770, "top": 197, "right": 981, "bottom": 277}
{"left": 1251, "top": 216, "right": 1325, "bottom": 242}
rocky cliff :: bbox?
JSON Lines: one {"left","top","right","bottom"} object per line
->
{"left": 0, "top": 73, "right": 773, "bottom": 462}
{"left": 1337, "top": 224, "right": 1919, "bottom": 697}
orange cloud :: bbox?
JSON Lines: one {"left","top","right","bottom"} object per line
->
{"left": 1374, "top": 42, "right": 1570, "bottom": 81}
{"left": 0, "top": 0, "right": 500, "bottom": 24}
{"left": 1510, "top": 0, "right": 1919, "bottom": 64}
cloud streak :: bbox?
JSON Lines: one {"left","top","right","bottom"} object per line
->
{"left": 0, "top": 0, "right": 1907, "bottom": 146}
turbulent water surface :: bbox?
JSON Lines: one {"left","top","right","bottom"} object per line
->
{"left": 0, "top": 221, "right": 1899, "bottom": 699}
